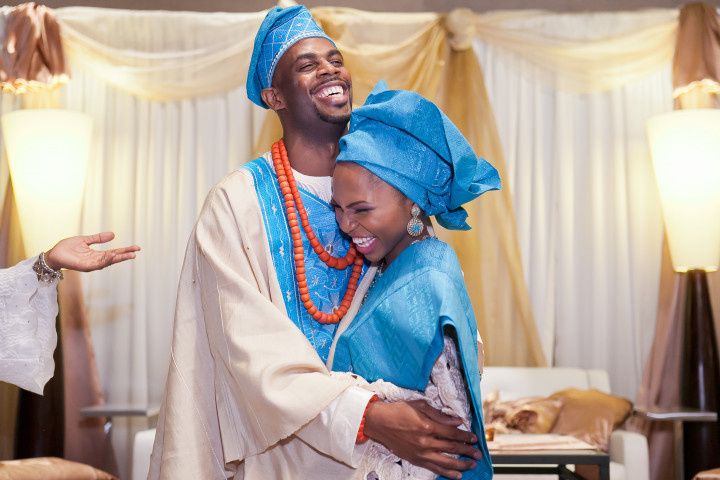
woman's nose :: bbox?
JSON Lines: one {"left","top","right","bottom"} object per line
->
{"left": 338, "top": 213, "right": 356, "bottom": 233}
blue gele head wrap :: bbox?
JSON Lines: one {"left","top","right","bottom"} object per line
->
{"left": 336, "top": 81, "right": 501, "bottom": 230}
{"left": 247, "top": 5, "right": 335, "bottom": 108}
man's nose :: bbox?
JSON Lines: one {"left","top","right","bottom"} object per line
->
{"left": 317, "top": 58, "right": 340, "bottom": 77}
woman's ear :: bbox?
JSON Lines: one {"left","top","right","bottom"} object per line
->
{"left": 261, "top": 87, "right": 286, "bottom": 111}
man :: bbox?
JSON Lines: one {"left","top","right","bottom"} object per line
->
{"left": 149, "top": 6, "right": 481, "bottom": 479}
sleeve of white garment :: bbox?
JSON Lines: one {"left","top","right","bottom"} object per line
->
{"left": 0, "top": 256, "right": 58, "bottom": 394}
{"left": 295, "top": 384, "right": 375, "bottom": 467}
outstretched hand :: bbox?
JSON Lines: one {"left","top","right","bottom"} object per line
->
{"left": 364, "top": 399, "right": 481, "bottom": 480}
{"left": 45, "top": 232, "right": 141, "bottom": 272}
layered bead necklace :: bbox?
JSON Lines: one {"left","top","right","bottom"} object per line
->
{"left": 271, "top": 139, "right": 364, "bottom": 324}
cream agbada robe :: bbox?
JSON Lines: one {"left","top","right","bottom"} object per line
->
{"left": 149, "top": 163, "right": 374, "bottom": 480}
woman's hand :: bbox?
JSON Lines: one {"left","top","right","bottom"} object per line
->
{"left": 45, "top": 232, "right": 140, "bottom": 272}
{"left": 364, "top": 399, "right": 482, "bottom": 480}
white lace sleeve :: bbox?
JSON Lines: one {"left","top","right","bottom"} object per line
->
{"left": 0, "top": 256, "right": 58, "bottom": 394}
{"left": 358, "top": 336, "right": 472, "bottom": 480}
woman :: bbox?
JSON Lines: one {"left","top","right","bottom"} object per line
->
{"left": 328, "top": 82, "right": 499, "bottom": 480}
{"left": 0, "top": 232, "right": 139, "bottom": 394}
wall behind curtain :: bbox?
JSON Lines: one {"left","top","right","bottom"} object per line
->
{"left": 474, "top": 10, "right": 674, "bottom": 399}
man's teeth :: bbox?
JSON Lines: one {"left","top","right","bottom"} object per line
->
{"left": 317, "top": 85, "right": 343, "bottom": 98}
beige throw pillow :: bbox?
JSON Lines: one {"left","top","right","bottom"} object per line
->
{"left": 549, "top": 388, "right": 633, "bottom": 451}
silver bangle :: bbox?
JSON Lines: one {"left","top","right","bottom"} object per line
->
{"left": 32, "top": 252, "right": 64, "bottom": 284}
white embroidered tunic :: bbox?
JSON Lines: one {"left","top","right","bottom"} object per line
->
{"left": 0, "top": 256, "right": 58, "bottom": 394}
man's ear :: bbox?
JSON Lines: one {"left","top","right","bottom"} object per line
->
{"left": 261, "top": 87, "right": 286, "bottom": 111}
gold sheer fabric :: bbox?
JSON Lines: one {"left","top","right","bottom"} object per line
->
{"left": 0, "top": 3, "right": 68, "bottom": 93}
{"left": 55, "top": 7, "right": 266, "bottom": 102}
{"left": 51, "top": 7, "right": 678, "bottom": 101}
{"left": 673, "top": 2, "right": 720, "bottom": 105}
{"left": 466, "top": 9, "right": 677, "bottom": 93}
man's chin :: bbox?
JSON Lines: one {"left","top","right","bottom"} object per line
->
{"left": 317, "top": 109, "right": 351, "bottom": 126}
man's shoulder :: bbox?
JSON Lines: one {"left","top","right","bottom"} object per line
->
{"left": 211, "top": 156, "right": 269, "bottom": 195}
{"left": 201, "top": 161, "right": 263, "bottom": 217}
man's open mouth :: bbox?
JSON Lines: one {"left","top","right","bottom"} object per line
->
{"left": 312, "top": 81, "right": 349, "bottom": 106}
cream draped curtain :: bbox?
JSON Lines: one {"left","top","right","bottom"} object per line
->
{"left": 475, "top": 11, "right": 675, "bottom": 399}
{"left": 0, "top": 4, "right": 687, "bottom": 477}
{"left": 55, "top": 7, "right": 266, "bottom": 101}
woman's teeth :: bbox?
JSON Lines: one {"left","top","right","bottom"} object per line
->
{"left": 353, "top": 236, "right": 375, "bottom": 248}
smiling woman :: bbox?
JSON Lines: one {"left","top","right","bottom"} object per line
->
{"left": 332, "top": 162, "right": 418, "bottom": 265}
{"left": 328, "top": 81, "right": 501, "bottom": 479}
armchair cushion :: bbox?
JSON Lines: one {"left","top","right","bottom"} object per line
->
{"left": 0, "top": 457, "right": 117, "bottom": 480}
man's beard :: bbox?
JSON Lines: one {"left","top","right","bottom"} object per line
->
{"left": 314, "top": 104, "right": 351, "bottom": 125}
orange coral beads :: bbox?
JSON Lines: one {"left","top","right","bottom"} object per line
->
{"left": 271, "top": 139, "right": 363, "bottom": 324}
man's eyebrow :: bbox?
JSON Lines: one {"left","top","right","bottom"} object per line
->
{"left": 294, "top": 49, "right": 343, "bottom": 64}
{"left": 294, "top": 52, "right": 319, "bottom": 64}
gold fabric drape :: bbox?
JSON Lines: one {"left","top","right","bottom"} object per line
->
{"left": 256, "top": 7, "right": 546, "bottom": 366}
{"left": 633, "top": 4, "right": 720, "bottom": 480}
{"left": 672, "top": 2, "right": 720, "bottom": 105}
{"left": 0, "top": 2, "right": 68, "bottom": 93}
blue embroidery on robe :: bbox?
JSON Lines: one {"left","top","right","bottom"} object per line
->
{"left": 244, "top": 157, "right": 354, "bottom": 362}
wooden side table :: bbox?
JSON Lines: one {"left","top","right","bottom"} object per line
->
{"left": 634, "top": 407, "right": 718, "bottom": 480}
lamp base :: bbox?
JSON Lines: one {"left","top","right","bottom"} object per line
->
{"left": 680, "top": 269, "right": 720, "bottom": 479}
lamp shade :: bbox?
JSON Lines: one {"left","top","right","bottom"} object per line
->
{"left": 647, "top": 109, "right": 720, "bottom": 272}
{"left": 2, "top": 109, "right": 92, "bottom": 256}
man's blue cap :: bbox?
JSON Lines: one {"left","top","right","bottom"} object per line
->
{"left": 336, "top": 81, "right": 501, "bottom": 230}
{"left": 247, "top": 5, "right": 335, "bottom": 109}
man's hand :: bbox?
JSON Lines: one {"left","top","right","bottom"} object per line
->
{"left": 363, "top": 399, "right": 481, "bottom": 480}
{"left": 45, "top": 232, "right": 140, "bottom": 272}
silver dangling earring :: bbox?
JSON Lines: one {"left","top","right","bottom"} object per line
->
{"left": 406, "top": 204, "right": 424, "bottom": 237}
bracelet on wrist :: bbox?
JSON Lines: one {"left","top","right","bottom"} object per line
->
{"left": 32, "top": 252, "right": 64, "bottom": 284}
{"left": 356, "top": 394, "right": 379, "bottom": 444}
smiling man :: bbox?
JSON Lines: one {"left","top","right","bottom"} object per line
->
{"left": 149, "top": 6, "right": 481, "bottom": 480}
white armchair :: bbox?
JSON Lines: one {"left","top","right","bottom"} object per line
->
{"left": 482, "top": 367, "right": 649, "bottom": 480}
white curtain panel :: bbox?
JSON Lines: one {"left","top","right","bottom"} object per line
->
{"left": 474, "top": 10, "right": 675, "bottom": 400}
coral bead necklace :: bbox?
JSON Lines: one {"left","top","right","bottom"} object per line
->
{"left": 271, "top": 139, "right": 363, "bottom": 324}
